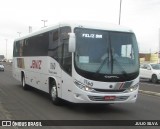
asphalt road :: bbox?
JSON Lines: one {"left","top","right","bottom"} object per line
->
{"left": 140, "top": 79, "right": 160, "bottom": 93}
{"left": 0, "top": 63, "right": 160, "bottom": 129}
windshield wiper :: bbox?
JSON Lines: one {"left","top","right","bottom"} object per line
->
{"left": 95, "top": 56, "right": 109, "bottom": 74}
{"left": 113, "top": 57, "right": 127, "bottom": 76}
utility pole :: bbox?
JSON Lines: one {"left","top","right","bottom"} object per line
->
{"left": 5, "top": 39, "right": 7, "bottom": 60}
{"left": 41, "top": 20, "right": 47, "bottom": 28}
{"left": 119, "top": 0, "right": 122, "bottom": 25}
{"left": 159, "top": 28, "right": 160, "bottom": 63}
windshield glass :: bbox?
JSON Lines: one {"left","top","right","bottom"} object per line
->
{"left": 151, "top": 64, "right": 160, "bottom": 70}
{"left": 74, "top": 28, "right": 139, "bottom": 81}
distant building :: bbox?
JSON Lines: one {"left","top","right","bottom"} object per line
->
{"left": 0, "top": 55, "right": 5, "bottom": 61}
{"left": 139, "top": 53, "right": 159, "bottom": 63}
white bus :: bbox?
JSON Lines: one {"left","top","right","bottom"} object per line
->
{"left": 13, "top": 22, "right": 139, "bottom": 105}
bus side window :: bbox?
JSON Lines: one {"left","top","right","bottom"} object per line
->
{"left": 19, "top": 40, "right": 24, "bottom": 57}
{"left": 13, "top": 42, "right": 19, "bottom": 57}
{"left": 48, "top": 30, "right": 59, "bottom": 61}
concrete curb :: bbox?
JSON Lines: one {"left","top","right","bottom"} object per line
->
{"left": 139, "top": 90, "right": 160, "bottom": 97}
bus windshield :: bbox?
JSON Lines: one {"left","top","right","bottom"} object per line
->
{"left": 74, "top": 28, "right": 139, "bottom": 82}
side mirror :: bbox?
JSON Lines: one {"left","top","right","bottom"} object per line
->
{"left": 68, "top": 33, "right": 76, "bottom": 52}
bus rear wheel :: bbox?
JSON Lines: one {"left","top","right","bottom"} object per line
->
{"left": 49, "top": 80, "right": 61, "bottom": 105}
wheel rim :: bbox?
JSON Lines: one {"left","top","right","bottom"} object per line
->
{"left": 51, "top": 85, "right": 57, "bottom": 101}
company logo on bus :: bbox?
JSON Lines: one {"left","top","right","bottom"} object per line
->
{"left": 30, "top": 60, "right": 42, "bottom": 69}
{"left": 104, "top": 75, "right": 119, "bottom": 79}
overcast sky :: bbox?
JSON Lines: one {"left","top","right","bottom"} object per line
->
{"left": 0, "top": 0, "right": 160, "bottom": 59}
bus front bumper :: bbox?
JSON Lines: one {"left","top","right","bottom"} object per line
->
{"left": 71, "top": 87, "right": 138, "bottom": 104}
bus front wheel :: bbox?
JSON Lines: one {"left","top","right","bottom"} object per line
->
{"left": 49, "top": 80, "right": 61, "bottom": 105}
{"left": 22, "top": 74, "right": 28, "bottom": 90}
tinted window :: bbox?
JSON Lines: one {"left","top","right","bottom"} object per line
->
{"left": 60, "top": 27, "right": 72, "bottom": 75}
{"left": 13, "top": 42, "right": 18, "bottom": 57}
{"left": 13, "top": 26, "right": 72, "bottom": 76}
{"left": 14, "top": 33, "right": 49, "bottom": 57}
{"left": 27, "top": 33, "right": 49, "bottom": 56}
{"left": 74, "top": 28, "right": 139, "bottom": 82}
{"left": 48, "top": 30, "right": 59, "bottom": 61}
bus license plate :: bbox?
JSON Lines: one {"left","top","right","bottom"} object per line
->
{"left": 104, "top": 96, "right": 116, "bottom": 101}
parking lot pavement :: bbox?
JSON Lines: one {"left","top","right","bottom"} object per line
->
{"left": 0, "top": 89, "right": 13, "bottom": 120}
{"left": 139, "top": 79, "right": 160, "bottom": 97}
{"left": 0, "top": 103, "right": 17, "bottom": 129}
{"left": 0, "top": 88, "right": 18, "bottom": 129}
{"left": 0, "top": 102, "right": 8, "bottom": 119}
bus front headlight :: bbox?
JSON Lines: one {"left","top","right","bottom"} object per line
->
{"left": 74, "top": 80, "right": 93, "bottom": 92}
{"left": 125, "top": 83, "right": 139, "bottom": 92}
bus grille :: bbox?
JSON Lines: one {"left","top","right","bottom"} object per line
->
{"left": 93, "top": 88, "right": 125, "bottom": 93}
{"left": 88, "top": 96, "right": 129, "bottom": 101}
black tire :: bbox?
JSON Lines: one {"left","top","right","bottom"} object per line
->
{"left": 49, "top": 80, "right": 61, "bottom": 105}
{"left": 22, "top": 74, "right": 29, "bottom": 90}
{"left": 151, "top": 74, "right": 158, "bottom": 84}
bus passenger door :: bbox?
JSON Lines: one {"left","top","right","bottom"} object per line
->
{"left": 61, "top": 40, "right": 72, "bottom": 101}
{"left": 48, "top": 29, "right": 63, "bottom": 96}
{"left": 59, "top": 26, "right": 72, "bottom": 101}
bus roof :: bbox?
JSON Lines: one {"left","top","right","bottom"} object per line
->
{"left": 14, "top": 21, "right": 133, "bottom": 41}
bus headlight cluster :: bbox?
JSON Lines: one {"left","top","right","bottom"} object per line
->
{"left": 74, "top": 80, "right": 93, "bottom": 92}
{"left": 125, "top": 83, "right": 139, "bottom": 92}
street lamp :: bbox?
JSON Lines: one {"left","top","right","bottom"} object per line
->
{"left": 119, "top": 0, "right": 122, "bottom": 25}
{"left": 41, "top": 20, "right": 47, "bottom": 28}
{"left": 17, "top": 32, "right": 21, "bottom": 37}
